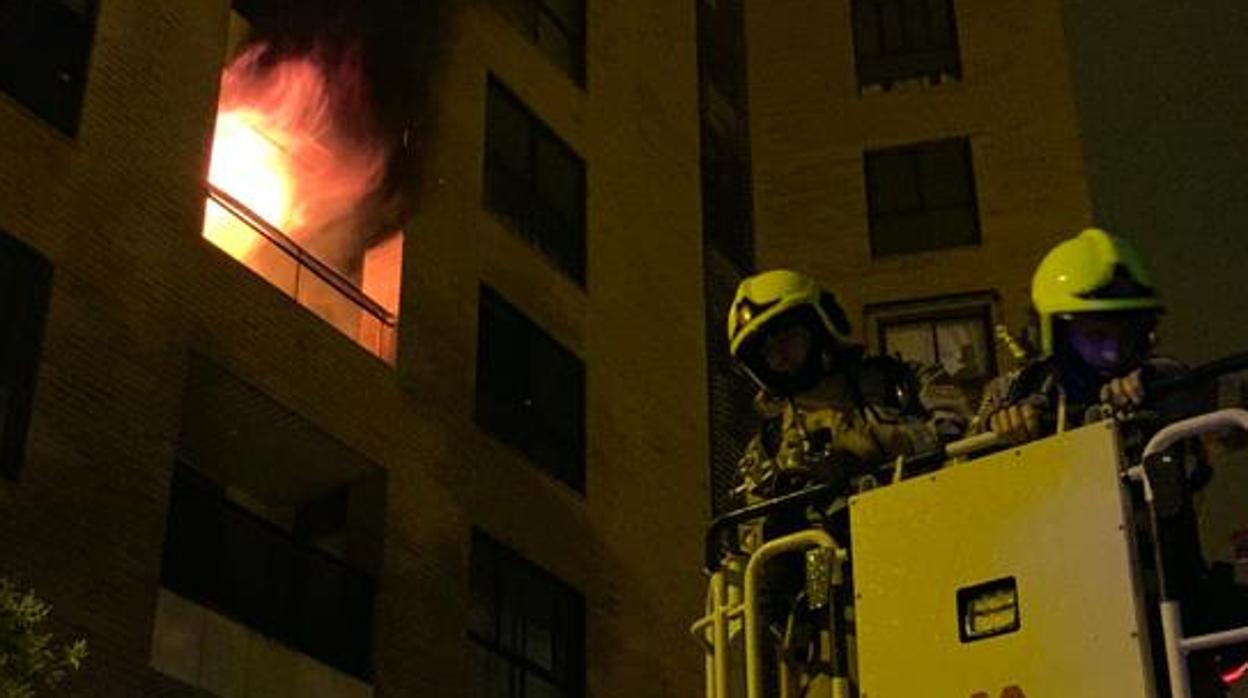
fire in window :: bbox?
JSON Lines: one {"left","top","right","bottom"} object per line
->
{"left": 202, "top": 29, "right": 403, "bottom": 363}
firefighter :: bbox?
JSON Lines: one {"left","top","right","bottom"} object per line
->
{"left": 727, "top": 269, "right": 954, "bottom": 695}
{"left": 728, "top": 269, "right": 944, "bottom": 503}
{"left": 976, "top": 227, "right": 1246, "bottom": 696}
{"left": 977, "top": 227, "right": 1178, "bottom": 443}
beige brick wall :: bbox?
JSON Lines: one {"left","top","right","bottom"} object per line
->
{"left": 744, "top": 0, "right": 1093, "bottom": 352}
{"left": 0, "top": 1, "right": 709, "bottom": 697}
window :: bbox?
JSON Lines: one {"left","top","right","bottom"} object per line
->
{"left": 851, "top": 0, "right": 960, "bottom": 90}
{"left": 864, "top": 137, "right": 979, "bottom": 257}
{"left": 0, "top": 0, "right": 97, "bottom": 135}
{"left": 0, "top": 231, "right": 52, "bottom": 480}
{"left": 467, "top": 531, "right": 585, "bottom": 698}
{"left": 485, "top": 78, "right": 587, "bottom": 285}
{"left": 867, "top": 294, "right": 996, "bottom": 395}
{"left": 489, "top": 0, "right": 586, "bottom": 85}
{"left": 475, "top": 286, "right": 585, "bottom": 492}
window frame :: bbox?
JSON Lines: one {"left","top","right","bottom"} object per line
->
{"left": 484, "top": 76, "right": 588, "bottom": 286}
{"left": 863, "top": 136, "right": 981, "bottom": 258}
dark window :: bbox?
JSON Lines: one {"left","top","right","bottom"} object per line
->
{"left": 485, "top": 78, "right": 587, "bottom": 285}
{"left": 864, "top": 137, "right": 979, "bottom": 257}
{"left": 851, "top": 0, "right": 960, "bottom": 89}
{"left": 475, "top": 286, "right": 585, "bottom": 493}
{"left": 467, "top": 530, "right": 585, "bottom": 698}
{"left": 0, "top": 231, "right": 52, "bottom": 481}
{"left": 160, "top": 464, "right": 376, "bottom": 680}
{"left": 489, "top": 0, "right": 586, "bottom": 85}
{"left": 0, "top": 0, "right": 97, "bottom": 135}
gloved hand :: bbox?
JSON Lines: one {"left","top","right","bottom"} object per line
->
{"left": 988, "top": 403, "right": 1043, "bottom": 445}
{"left": 1099, "top": 368, "right": 1146, "bottom": 411}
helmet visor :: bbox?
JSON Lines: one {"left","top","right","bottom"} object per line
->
{"left": 1060, "top": 311, "right": 1157, "bottom": 373}
{"left": 736, "top": 307, "right": 829, "bottom": 396}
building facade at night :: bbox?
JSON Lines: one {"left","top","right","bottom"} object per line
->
{"left": 0, "top": 0, "right": 710, "bottom": 696}
{"left": 3, "top": 0, "right": 1246, "bottom": 697}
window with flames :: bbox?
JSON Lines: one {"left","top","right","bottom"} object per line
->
{"left": 203, "top": 27, "right": 403, "bottom": 363}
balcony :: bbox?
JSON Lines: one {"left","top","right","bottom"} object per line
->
{"left": 160, "top": 464, "right": 376, "bottom": 681}
{"left": 204, "top": 184, "right": 400, "bottom": 364}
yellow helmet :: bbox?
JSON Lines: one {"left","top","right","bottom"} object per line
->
{"left": 727, "top": 270, "right": 851, "bottom": 395}
{"left": 1031, "top": 228, "right": 1162, "bottom": 355}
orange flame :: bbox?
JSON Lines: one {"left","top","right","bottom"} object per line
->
{"left": 203, "top": 45, "right": 388, "bottom": 265}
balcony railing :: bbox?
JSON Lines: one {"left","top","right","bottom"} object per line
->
{"left": 160, "top": 464, "right": 376, "bottom": 680}
{"left": 205, "top": 184, "right": 398, "bottom": 363}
